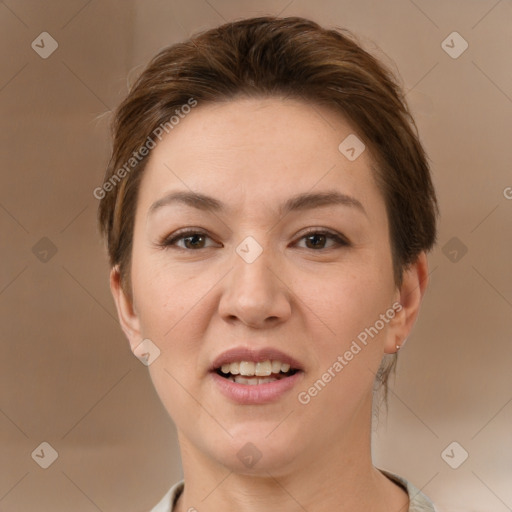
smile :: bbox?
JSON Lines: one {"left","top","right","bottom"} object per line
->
{"left": 216, "top": 360, "right": 298, "bottom": 385}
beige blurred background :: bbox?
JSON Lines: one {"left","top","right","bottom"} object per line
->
{"left": 1, "top": 0, "right": 511, "bottom": 511}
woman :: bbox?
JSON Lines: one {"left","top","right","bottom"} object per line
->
{"left": 98, "top": 16, "right": 439, "bottom": 512}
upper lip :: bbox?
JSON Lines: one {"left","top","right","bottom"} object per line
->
{"left": 209, "top": 346, "right": 304, "bottom": 372}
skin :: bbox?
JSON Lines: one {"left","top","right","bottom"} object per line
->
{"left": 110, "top": 97, "right": 429, "bottom": 512}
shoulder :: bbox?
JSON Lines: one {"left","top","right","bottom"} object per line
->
{"left": 379, "top": 469, "right": 439, "bottom": 512}
{"left": 149, "top": 480, "right": 184, "bottom": 512}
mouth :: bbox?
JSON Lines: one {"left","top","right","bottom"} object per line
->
{"left": 209, "top": 347, "right": 304, "bottom": 404}
{"left": 214, "top": 360, "right": 300, "bottom": 385}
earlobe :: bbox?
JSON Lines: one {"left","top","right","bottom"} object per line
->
{"left": 384, "top": 252, "right": 429, "bottom": 354}
{"left": 109, "top": 266, "right": 141, "bottom": 352}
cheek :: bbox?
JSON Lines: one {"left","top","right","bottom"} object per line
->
{"left": 131, "top": 257, "right": 223, "bottom": 392}
{"left": 135, "top": 264, "right": 214, "bottom": 424}
{"left": 131, "top": 252, "right": 205, "bottom": 337}
{"left": 295, "top": 259, "right": 394, "bottom": 406}
{"left": 298, "top": 261, "right": 391, "bottom": 340}
{"left": 294, "top": 272, "right": 390, "bottom": 412}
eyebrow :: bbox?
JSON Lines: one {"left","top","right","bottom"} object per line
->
{"left": 148, "top": 190, "right": 367, "bottom": 218}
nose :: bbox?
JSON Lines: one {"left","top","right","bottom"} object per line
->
{"left": 218, "top": 245, "right": 292, "bottom": 329}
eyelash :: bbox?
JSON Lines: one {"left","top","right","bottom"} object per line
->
{"left": 158, "top": 228, "right": 350, "bottom": 251}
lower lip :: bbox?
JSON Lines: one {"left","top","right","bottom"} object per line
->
{"left": 210, "top": 371, "right": 304, "bottom": 405}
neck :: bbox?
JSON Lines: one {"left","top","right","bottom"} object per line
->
{"left": 173, "top": 394, "right": 409, "bottom": 512}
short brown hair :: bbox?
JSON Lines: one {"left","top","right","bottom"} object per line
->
{"left": 98, "top": 16, "right": 438, "bottom": 402}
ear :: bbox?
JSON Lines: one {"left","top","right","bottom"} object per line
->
{"left": 110, "top": 266, "right": 142, "bottom": 352}
{"left": 383, "top": 252, "right": 430, "bottom": 354}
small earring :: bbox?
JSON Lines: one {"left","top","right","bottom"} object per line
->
{"left": 396, "top": 338, "right": 408, "bottom": 352}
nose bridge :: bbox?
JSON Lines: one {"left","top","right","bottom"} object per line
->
{"left": 218, "top": 236, "right": 291, "bottom": 326}
{"left": 234, "top": 237, "right": 274, "bottom": 290}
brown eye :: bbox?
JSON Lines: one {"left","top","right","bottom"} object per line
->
{"left": 296, "top": 230, "right": 349, "bottom": 250}
{"left": 181, "top": 233, "right": 207, "bottom": 249}
{"left": 161, "top": 230, "right": 219, "bottom": 250}
{"left": 304, "top": 233, "right": 327, "bottom": 249}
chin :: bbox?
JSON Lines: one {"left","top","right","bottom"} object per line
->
{"left": 206, "top": 428, "right": 300, "bottom": 476}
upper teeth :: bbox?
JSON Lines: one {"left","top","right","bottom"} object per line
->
{"left": 220, "top": 360, "right": 291, "bottom": 376}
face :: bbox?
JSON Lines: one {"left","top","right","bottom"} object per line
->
{"left": 111, "top": 97, "right": 425, "bottom": 476}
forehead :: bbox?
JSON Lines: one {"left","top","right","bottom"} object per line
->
{"left": 136, "top": 97, "right": 383, "bottom": 219}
